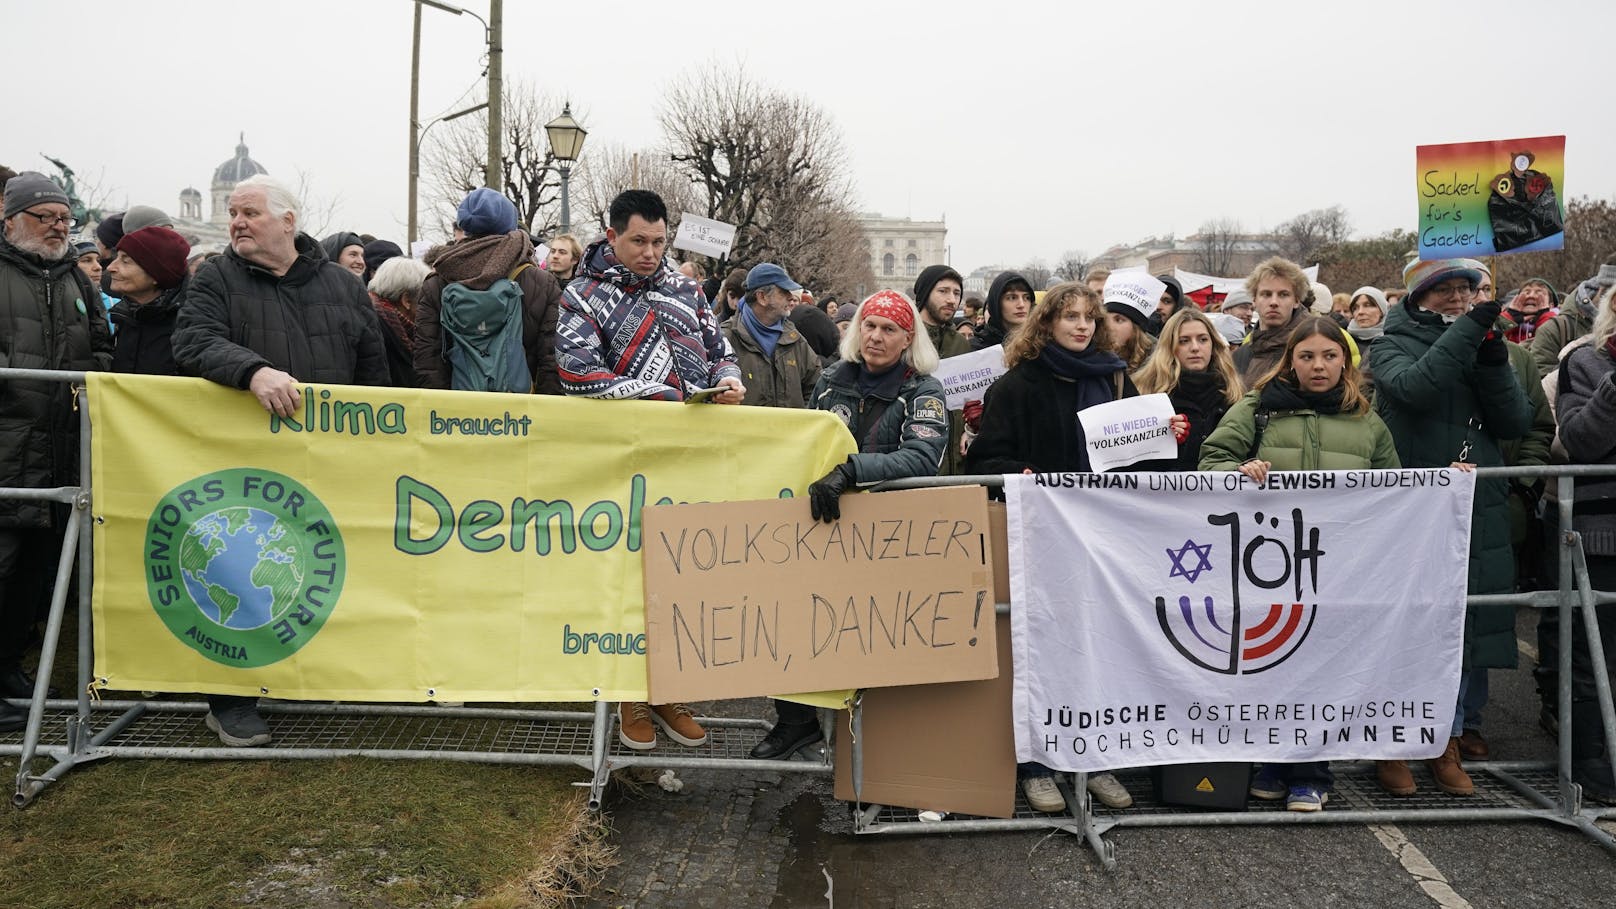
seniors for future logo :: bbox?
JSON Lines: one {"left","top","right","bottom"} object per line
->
{"left": 144, "top": 468, "right": 345, "bottom": 668}
{"left": 1155, "top": 509, "right": 1321, "bottom": 675}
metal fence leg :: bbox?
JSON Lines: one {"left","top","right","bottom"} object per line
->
{"left": 586, "top": 699, "right": 610, "bottom": 811}
{"left": 1073, "top": 770, "right": 1117, "bottom": 870}
{"left": 75, "top": 385, "right": 94, "bottom": 749}
{"left": 13, "top": 508, "right": 82, "bottom": 806}
{"left": 1569, "top": 541, "right": 1616, "bottom": 805}
{"left": 1558, "top": 487, "right": 1579, "bottom": 814}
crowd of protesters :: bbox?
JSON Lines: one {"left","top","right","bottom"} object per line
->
{"left": 2, "top": 168, "right": 1614, "bottom": 816}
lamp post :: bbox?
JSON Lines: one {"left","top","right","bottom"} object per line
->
{"left": 415, "top": 0, "right": 502, "bottom": 191}
{"left": 409, "top": 101, "right": 489, "bottom": 242}
{"left": 544, "top": 103, "right": 588, "bottom": 235}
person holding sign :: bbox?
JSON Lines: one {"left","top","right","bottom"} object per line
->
{"left": 1133, "top": 308, "right": 1243, "bottom": 471}
{"left": 1199, "top": 315, "right": 1400, "bottom": 811}
{"left": 963, "top": 282, "right": 1189, "bottom": 812}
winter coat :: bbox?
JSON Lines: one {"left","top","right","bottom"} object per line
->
{"left": 811, "top": 360, "right": 947, "bottom": 484}
{"left": 787, "top": 303, "right": 840, "bottom": 364}
{"left": 1500, "top": 307, "right": 1556, "bottom": 346}
{"left": 109, "top": 283, "right": 185, "bottom": 376}
{"left": 1198, "top": 390, "right": 1400, "bottom": 473}
{"left": 173, "top": 233, "right": 390, "bottom": 389}
{"left": 1530, "top": 305, "right": 1592, "bottom": 378}
{"left": 1556, "top": 343, "right": 1616, "bottom": 556}
{"left": 971, "top": 272, "right": 1029, "bottom": 351}
{"left": 0, "top": 235, "right": 113, "bottom": 529}
{"left": 414, "top": 231, "right": 562, "bottom": 393}
{"left": 556, "top": 241, "right": 739, "bottom": 400}
{"left": 925, "top": 319, "right": 973, "bottom": 476}
{"left": 961, "top": 357, "right": 1137, "bottom": 475}
{"left": 721, "top": 311, "right": 821, "bottom": 409}
{"left": 1164, "top": 370, "right": 1235, "bottom": 471}
{"left": 1233, "top": 308, "right": 1304, "bottom": 389}
{"left": 1369, "top": 301, "right": 1536, "bottom": 669}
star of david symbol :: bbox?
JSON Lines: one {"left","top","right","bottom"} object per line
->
{"left": 1166, "top": 539, "right": 1214, "bottom": 583}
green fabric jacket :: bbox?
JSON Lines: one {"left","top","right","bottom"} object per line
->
{"left": 926, "top": 321, "right": 972, "bottom": 476}
{"left": 1370, "top": 302, "right": 1535, "bottom": 668}
{"left": 721, "top": 312, "right": 821, "bottom": 410}
{"left": 1198, "top": 391, "right": 1400, "bottom": 473}
{"left": 1529, "top": 306, "right": 1592, "bottom": 378}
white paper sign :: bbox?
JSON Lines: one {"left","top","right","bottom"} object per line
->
{"left": 935, "top": 345, "right": 1006, "bottom": 410}
{"left": 1076, "top": 393, "right": 1177, "bottom": 472}
{"left": 1005, "top": 469, "right": 1475, "bottom": 772}
{"left": 1103, "top": 272, "right": 1168, "bottom": 322}
{"left": 673, "top": 214, "right": 738, "bottom": 258}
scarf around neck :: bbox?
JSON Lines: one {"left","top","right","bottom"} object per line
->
{"left": 1259, "top": 376, "right": 1346, "bottom": 415}
{"left": 740, "top": 301, "right": 785, "bottom": 359}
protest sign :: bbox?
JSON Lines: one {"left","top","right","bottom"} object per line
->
{"left": 641, "top": 486, "right": 997, "bottom": 703}
{"left": 1004, "top": 469, "right": 1475, "bottom": 772}
{"left": 1076, "top": 393, "right": 1177, "bottom": 472}
{"left": 1416, "top": 136, "right": 1567, "bottom": 259}
{"left": 935, "top": 344, "right": 1006, "bottom": 411}
{"left": 1102, "top": 272, "right": 1167, "bottom": 324}
{"left": 673, "top": 213, "right": 738, "bottom": 259}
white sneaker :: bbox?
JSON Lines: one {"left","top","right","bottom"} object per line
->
{"left": 1021, "top": 775, "right": 1066, "bottom": 813}
{"left": 1086, "top": 771, "right": 1134, "bottom": 809}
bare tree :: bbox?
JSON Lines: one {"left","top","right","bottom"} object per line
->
{"left": 573, "top": 143, "right": 699, "bottom": 242}
{"left": 1193, "top": 218, "right": 1243, "bottom": 275}
{"left": 422, "top": 81, "right": 567, "bottom": 241}
{"left": 1272, "top": 206, "right": 1352, "bottom": 264}
{"left": 293, "top": 168, "right": 342, "bottom": 239}
{"left": 1053, "top": 249, "right": 1092, "bottom": 282}
{"left": 1020, "top": 258, "right": 1054, "bottom": 290}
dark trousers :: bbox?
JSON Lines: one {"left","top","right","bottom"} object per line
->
{"left": 772, "top": 698, "right": 818, "bottom": 726}
{"left": 0, "top": 528, "right": 65, "bottom": 669}
{"left": 1534, "top": 510, "right": 1616, "bottom": 712}
{"left": 1258, "top": 761, "right": 1334, "bottom": 789}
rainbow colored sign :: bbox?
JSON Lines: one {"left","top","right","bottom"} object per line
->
{"left": 1415, "top": 136, "right": 1566, "bottom": 260}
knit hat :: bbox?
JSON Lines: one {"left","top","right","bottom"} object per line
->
{"left": 1102, "top": 271, "right": 1165, "bottom": 328}
{"left": 116, "top": 226, "right": 191, "bottom": 290}
{"left": 858, "top": 289, "right": 916, "bottom": 332}
{"left": 2, "top": 172, "right": 71, "bottom": 219}
{"left": 912, "top": 264, "right": 963, "bottom": 311}
{"left": 95, "top": 212, "right": 125, "bottom": 250}
{"left": 1519, "top": 276, "right": 1560, "bottom": 305}
{"left": 1221, "top": 288, "right": 1254, "bottom": 314}
{"left": 1402, "top": 258, "right": 1483, "bottom": 305}
{"left": 363, "top": 240, "right": 403, "bottom": 277}
{"left": 1308, "top": 282, "right": 1334, "bottom": 315}
{"left": 1350, "top": 285, "right": 1389, "bottom": 320}
{"left": 72, "top": 238, "right": 98, "bottom": 260}
{"left": 455, "top": 188, "right": 518, "bottom": 238}
{"left": 121, "top": 204, "right": 173, "bottom": 233}
{"left": 1206, "top": 312, "right": 1247, "bottom": 344}
{"left": 834, "top": 302, "right": 858, "bottom": 324}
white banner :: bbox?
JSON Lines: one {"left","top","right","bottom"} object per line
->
{"left": 1077, "top": 393, "right": 1177, "bottom": 472}
{"left": 935, "top": 345, "right": 1006, "bottom": 411}
{"left": 673, "top": 213, "right": 738, "bottom": 258}
{"left": 1005, "top": 469, "right": 1475, "bottom": 772}
{"left": 1175, "top": 265, "right": 1320, "bottom": 309}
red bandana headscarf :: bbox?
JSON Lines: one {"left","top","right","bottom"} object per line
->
{"left": 859, "top": 290, "right": 916, "bottom": 332}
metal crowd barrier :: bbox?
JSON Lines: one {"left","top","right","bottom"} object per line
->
{"left": 2, "top": 368, "right": 1613, "bottom": 870}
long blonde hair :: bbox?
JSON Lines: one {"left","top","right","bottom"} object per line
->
{"left": 1133, "top": 308, "right": 1242, "bottom": 406}
{"left": 1255, "top": 315, "right": 1372, "bottom": 416}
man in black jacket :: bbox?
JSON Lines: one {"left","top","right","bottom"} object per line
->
{"left": 0, "top": 173, "right": 113, "bottom": 729}
{"left": 172, "top": 174, "right": 388, "bottom": 746}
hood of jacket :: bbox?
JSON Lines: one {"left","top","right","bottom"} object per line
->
{"left": 429, "top": 230, "right": 534, "bottom": 289}
{"left": 221, "top": 232, "right": 329, "bottom": 286}
{"left": 579, "top": 238, "right": 687, "bottom": 298}
{"left": 980, "top": 271, "right": 1030, "bottom": 339}
{"left": 320, "top": 231, "right": 364, "bottom": 265}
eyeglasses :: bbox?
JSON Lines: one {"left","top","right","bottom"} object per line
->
{"left": 1428, "top": 282, "right": 1476, "bottom": 299}
{"left": 18, "top": 209, "right": 75, "bottom": 229}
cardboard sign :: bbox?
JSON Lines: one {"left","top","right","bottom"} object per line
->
{"left": 672, "top": 213, "right": 738, "bottom": 259}
{"left": 934, "top": 344, "right": 1006, "bottom": 411}
{"left": 641, "top": 486, "right": 997, "bottom": 703}
{"left": 1076, "top": 393, "right": 1177, "bottom": 472}
{"left": 1416, "top": 135, "right": 1567, "bottom": 259}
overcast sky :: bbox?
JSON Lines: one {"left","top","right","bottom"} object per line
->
{"left": 8, "top": 0, "right": 1611, "bottom": 275}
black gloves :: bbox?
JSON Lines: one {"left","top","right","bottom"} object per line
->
{"left": 1476, "top": 334, "right": 1509, "bottom": 366}
{"left": 1464, "top": 299, "right": 1503, "bottom": 331}
{"left": 808, "top": 463, "right": 856, "bottom": 523}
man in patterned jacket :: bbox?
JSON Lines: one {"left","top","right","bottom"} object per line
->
{"left": 554, "top": 188, "right": 744, "bottom": 751}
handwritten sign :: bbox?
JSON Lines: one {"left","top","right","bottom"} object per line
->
{"left": 641, "top": 486, "right": 998, "bottom": 703}
{"left": 1077, "top": 393, "right": 1176, "bottom": 472}
{"left": 935, "top": 344, "right": 1006, "bottom": 410}
{"left": 672, "top": 213, "right": 738, "bottom": 259}
{"left": 1416, "top": 136, "right": 1566, "bottom": 259}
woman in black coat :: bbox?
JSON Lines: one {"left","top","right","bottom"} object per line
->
{"left": 1132, "top": 308, "right": 1243, "bottom": 470}
{"left": 108, "top": 226, "right": 192, "bottom": 376}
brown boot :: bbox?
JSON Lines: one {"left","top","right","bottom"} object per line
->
{"left": 1376, "top": 760, "right": 1416, "bottom": 796}
{"left": 1427, "top": 737, "right": 1474, "bottom": 796}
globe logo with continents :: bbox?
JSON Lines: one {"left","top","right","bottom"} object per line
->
{"left": 180, "top": 506, "right": 300, "bottom": 630}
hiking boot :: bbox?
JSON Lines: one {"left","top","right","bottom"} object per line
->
{"left": 1286, "top": 785, "right": 1328, "bottom": 812}
{"left": 1021, "top": 774, "right": 1066, "bottom": 813}
{"left": 618, "top": 702, "right": 656, "bottom": 751}
{"left": 650, "top": 703, "right": 708, "bottom": 747}
{"left": 205, "top": 696, "right": 271, "bottom": 747}
{"left": 1376, "top": 760, "right": 1416, "bottom": 797}
{"left": 749, "top": 721, "right": 822, "bottom": 760}
{"left": 1458, "top": 728, "right": 1489, "bottom": 761}
{"left": 1571, "top": 701, "right": 1616, "bottom": 805}
{"left": 1249, "top": 765, "right": 1287, "bottom": 800}
{"left": 1427, "top": 737, "right": 1474, "bottom": 796}
{"left": 1086, "top": 771, "right": 1134, "bottom": 809}
{"left": 0, "top": 699, "right": 24, "bottom": 734}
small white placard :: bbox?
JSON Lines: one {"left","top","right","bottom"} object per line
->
{"left": 1103, "top": 272, "right": 1168, "bottom": 322}
{"left": 1077, "top": 393, "right": 1177, "bottom": 472}
{"left": 935, "top": 344, "right": 1006, "bottom": 411}
{"left": 673, "top": 214, "right": 738, "bottom": 258}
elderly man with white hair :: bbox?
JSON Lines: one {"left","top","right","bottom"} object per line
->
{"left": 171, "top": 173, "right": 389, "bottom": 747}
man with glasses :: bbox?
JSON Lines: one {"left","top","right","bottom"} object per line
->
{"left": 0, "top": 173, "right": 112, "bottom": 729}
{"left": 1368, "top": 258, "right": 1535, "bottom": 799}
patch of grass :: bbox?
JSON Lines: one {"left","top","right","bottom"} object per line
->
{"left": 0, "top": 755, "right": 611, "bottom": 908}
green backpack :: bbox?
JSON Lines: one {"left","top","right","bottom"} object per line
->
{"left": 439, "top": 262, "right": 533, "bottom": 393}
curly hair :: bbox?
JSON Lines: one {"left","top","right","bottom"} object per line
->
{"left": 1004, "top": 282, "right": 1108, "bottom": 368}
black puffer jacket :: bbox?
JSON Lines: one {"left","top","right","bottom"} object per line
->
{"left": 110, "top": 282, "right": 185, "bottom": 376}
{"left": 0, "top": 235, "right": 113, "bottom": 528}
{"left": 173, "top": 233, "right": 389, "bottom": 388}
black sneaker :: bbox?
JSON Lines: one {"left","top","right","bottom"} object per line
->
{"left": 205, "top": 697, "right": 271, "bottom": 747}
{"left": 748, "top": 721, "right": 822, "bottom": 760}
{"left": 0, "top": 700, "right": 24, "bottom": 734}
{"left": 0, "top": 667, "right": 56, "bottom": 700}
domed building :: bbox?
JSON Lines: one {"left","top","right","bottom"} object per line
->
{"left": 209, "top": 134, "right": 268, "bottom": 227}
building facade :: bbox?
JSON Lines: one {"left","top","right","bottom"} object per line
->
{"left": 857, "top": 214, "right": 948, "bottom": 296}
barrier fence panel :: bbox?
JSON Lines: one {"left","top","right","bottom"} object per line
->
{"left": 2, "top": 368, "right": 1613, "bottom": 871}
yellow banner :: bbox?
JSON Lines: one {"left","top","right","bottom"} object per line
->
{"left": 89, "top": 374, "right": 855, "bottom": 702}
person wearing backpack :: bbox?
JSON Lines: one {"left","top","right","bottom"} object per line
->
{"left": 414, "top": 188, "right": 563, "bottom": 393}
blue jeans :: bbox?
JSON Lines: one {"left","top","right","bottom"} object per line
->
{"left": 1454, "top": 667, "right": 1488, "bottom": 737}
{"left": 1018, "top": 761, "right": 1054, "bottom": 780}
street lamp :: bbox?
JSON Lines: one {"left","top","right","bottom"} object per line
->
{"left": 409, "top": 101, "right": 488, "bottom": 244}
{"left": 544, "top": 103, "right": 588, "bottom": 235}
{"left": 413, "top": 0, "right": 503, "bottom": 192}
